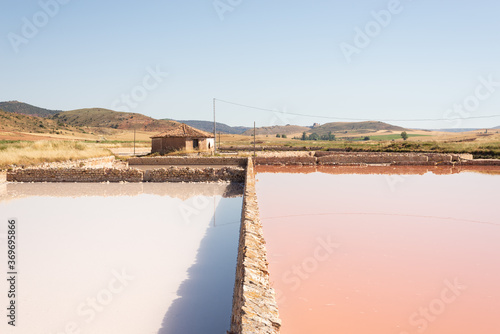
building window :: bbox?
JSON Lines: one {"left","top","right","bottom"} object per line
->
{"left": 193, "top": 139, "right": 199, "bottom": 149}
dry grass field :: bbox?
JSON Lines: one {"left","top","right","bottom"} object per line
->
{"left": 1, "top": 126, "right": 499, "bottom": 169}
{"left": 0, "top": 141, "right": 111, "bottom": 168}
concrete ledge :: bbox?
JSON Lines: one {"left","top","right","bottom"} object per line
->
{"left": 128, "top": 156, "right": 247, "bottom": 166}
{"left": 229, "top": 158, "right": 281, "bottom": 334}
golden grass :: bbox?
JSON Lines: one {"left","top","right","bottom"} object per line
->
{"left": 219, "top": 132, "right": 500, "bottom": 157}
{"left": 0, "top": 141, "right": 112, "bottom": 168}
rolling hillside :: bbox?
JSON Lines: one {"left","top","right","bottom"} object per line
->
{"left": 53, "top": 108, "right": 179, "bottom": 132}
{"left": 175, "top": 120, "right": 250, "bottom": 134}
{"left": 0, "top": 109, "right": 73, "bottom": 133}
{"left": 242, "top": 124, "right": 311, "bottom": 136}
{"left": 0, "top": 101, "right": 61, "bottom": 117}
{"left": 311, "top": 121, "right": 405, "bottom": 135}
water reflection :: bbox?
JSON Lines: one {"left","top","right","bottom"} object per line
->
{"left": 0, "top": 182, "right": 243, "bottom": 201}
{"left": 157, "top": 197, "right": 241, "bottom": 334}
{"left": 256, "top": 164, "right": 500, "bottom": 175}
{"left": 0, "top": 183, "right": 242, "bottom": 334}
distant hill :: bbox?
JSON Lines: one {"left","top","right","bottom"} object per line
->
{"left": 0, "top": 101, "right": 62, "bottom": 118}
{"left": 53, "top": 108, "right": 179, "bottom": 132}
{"left": 429, "top": 126, "right": 500, "bottom": 132}
{"left": 175, "top": 120, "right": 250, "bottom": 134}
{"left": 311, "top": 121, "right": 405, "bottom": 135}
{"left": 0, "top": 109, "right": 72, "bottom": 133}
{"left": 430, "top": 128, "right": 481, "bottom": 133}
{"left": 242, "top": 124, "right": 311, "bottom": 136}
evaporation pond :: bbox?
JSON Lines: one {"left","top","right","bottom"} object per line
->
{"left": 256, "top": 166, "right": 500, "bottom": 334}
{"left": 0, "top": 182, "right": 243, "bottom": 334}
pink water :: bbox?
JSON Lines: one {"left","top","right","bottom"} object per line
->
{"left": 256, "top": 166, "right": 500, "bottom": 334}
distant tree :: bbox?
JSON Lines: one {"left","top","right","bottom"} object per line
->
{"left": 401, "top": 131, "right": 408, "bottom": 141}
{"left": 276, "top": 134, "right": 280, "bottom": 138}
{"left": 309, "top": 133, "right": 320, "bottom": 141}
{"left": 363, "top": 136, "right": 370, "bottom": 141}
{"left": 281, "top": 134, "right": 287, "bottom": 138}
{"left": 302, "top": 132, "right": 307, "bottom": 140}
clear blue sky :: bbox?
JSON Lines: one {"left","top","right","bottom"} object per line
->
{"left": 1, "top": 0, "right": 499, "bottom": 129}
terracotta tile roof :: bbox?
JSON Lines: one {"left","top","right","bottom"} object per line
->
{"left": 151, "top": 123, "right": 213, "bottom": 138}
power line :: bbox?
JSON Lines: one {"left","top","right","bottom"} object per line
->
{"left": 215, "top": 98, "right": 500, "bottom": 123}
{"left": 260, "top": 212, "right": 498, "bottom": 227}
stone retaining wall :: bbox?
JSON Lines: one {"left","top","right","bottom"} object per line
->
{"left": 6, "top": 166, "right": 245, "bottom": 183}
{"left": 254, "top": 152, "right": 476, "bottom": 166}
{"left": 255, "top": 156, "right": 317, "bottom": 165}
{"left": 318, "top": 153, "right": 429, "bottom": 165}
{"left": 7, "top": 168, "right": 143, "bottom": 183}
{"left": 128, "top": 157, "right": 247, "bottom": 166}
{"left": 462, "top": 159, "right": 500, "bottom": 166}
{"left": 144, "top": 166, "right": 245, "bottom": 182}
{"left": 229, "top": 158, "right": 281, "bottom": 334}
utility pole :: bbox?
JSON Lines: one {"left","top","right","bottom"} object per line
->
{"left": 213, "top": 98, "right": 216, "bottom": 155}
{"left": 253, "top": 121, "right": 256, "bottom": 159}
{"left": 133, "top": 127, "right": 136, "bottom": 156}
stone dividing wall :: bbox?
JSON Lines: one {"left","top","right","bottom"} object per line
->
{"left": 128, "top": 157, "right": 247, "bottom": 166}
{"left": 7, "top": 168, "right": 144, "bottom": 183}
{"left": 255, "top": 156, "right": 317, "bottom": 166}
{"left": 254, "top": 152, "right": 470, "bottom": 166}
{"left": 229, "top": 158, "right": 281, "bottom": 334}
{"left": 317, "top": 153, "right": 430, "bottom": 165}
{"left": 6, "top": 166, "right": 246, "bottom": 183}
{"left": 144, "top": 167, "right": 245, "bottom": 182}
{"left": 462, "top": 159, "right": 500, "bottom": 166}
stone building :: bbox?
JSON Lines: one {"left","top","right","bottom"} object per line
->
{"left": 151, "top": 123, "right": 215, "bottom": 154}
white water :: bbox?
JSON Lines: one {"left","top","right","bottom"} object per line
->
{"left": 0, "top": 183, "right": 242, "bottom": 334}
